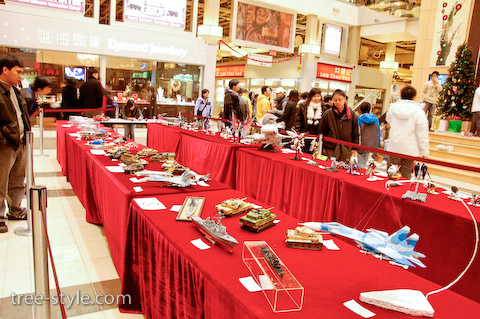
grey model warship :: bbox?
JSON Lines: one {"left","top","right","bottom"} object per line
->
{"left": 260, "top": 245, "right": 284, "bottom": 277}
{"left": 191, "top": 213, "right": 238, "bottom": 248}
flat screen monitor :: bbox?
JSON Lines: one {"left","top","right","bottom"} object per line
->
{"left": 323, "top": 24, "right": 342, "bottom": 57}
{"left": 65, "top": 67, "right": 86, "bottom": 81}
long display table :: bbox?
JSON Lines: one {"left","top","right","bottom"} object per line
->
{"left": 120, "top": 189, "right": 480, "bottom": 319}
{"left": 61, "top": 127, "right": 230, "bottom": 278}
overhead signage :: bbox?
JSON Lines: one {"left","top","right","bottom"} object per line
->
{"left": 323, "top": 24, "right": 342, "bottom": 57}
{"left": 8, "top": 0, "right": 85, "bottom": 13}
{"left": 247, "top": 53, "right": 273, "bottom": 67}
{"left": 316, "top": 63, "right": 352, "bottom": 83}
{"left": 231, "top": 0, "right": 296, "bottom": 53}
{"left": 215, "top": 65, "right": 245, "bottom": 78}
{"left": 124, "top": 0, "right": 186, "bottom": 28}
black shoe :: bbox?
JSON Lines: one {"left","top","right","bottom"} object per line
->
{"left": 7, "top": 213, "right": 27, "bottom": 220}
{"left": 0, "top": 222, "right": 7, "bottom": 233}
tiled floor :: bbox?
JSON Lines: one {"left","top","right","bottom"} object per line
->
{"left": 0, "top": 127, "right": 147, "bottom": 319}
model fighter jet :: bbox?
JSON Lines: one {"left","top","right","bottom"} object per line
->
{"left": 300, "top": 222, "right": 426, "bottom": 268}
{"left": 135, "top": 169, "right": 210, "bottom": 188}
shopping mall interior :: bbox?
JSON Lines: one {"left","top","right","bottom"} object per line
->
{"left": 1, "top": 0, "right": 480, "bottom": 318}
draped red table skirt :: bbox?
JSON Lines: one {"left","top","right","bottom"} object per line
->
{"left": 146, "top": 123, "right": 182, "bottom": 153}
{"left": 63, "top": 133, "right": 230, "bottom": 278}
{"left": 56, "top": 120, "right": 81, "bottom": 176}
{"left": 120, "top": 189, "right": 480, "bottom": 319}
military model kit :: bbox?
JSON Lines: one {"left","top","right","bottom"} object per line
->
{"left": 285, "top": 226, "right": 323, "bottom": 250}
{"left": 123, "top": 163, "right": 145, "bottom": 174}
{"left": 215, "top": 197, "right": 254, "bottom": 217}
{"left": 137, "top": 148, "right": 159, "bottom": 157}
{"left": 150, "top": 152, "right": 175, "bottom": 162}
{"left": 240, "top": 208, "right": 276, "bottom": 232}
{"left": 260, "top": 245, "right": 284, "bottom": 277}
{"left": 120, "top": 153, "right": 148, "bottom": 166}
{"left": 136, "top": 169, "right": 210, "bottom": 188}
{"left": 191, "top": 213, "right": 238, "bottom": 251}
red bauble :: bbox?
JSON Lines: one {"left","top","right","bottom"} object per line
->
{"left": 437, "top": 50, "right": 442, "bottom": 55}
{"left": 442, "top": 9, "right": 445, "bottom": 13}
{"left": 443, "top": 15, "right": 448, "bottom": 20}
{"left": 449, "top": 42, "right": 452, "bottom": 46}
{"left": 456, "top": 4, "right": 462, "bottom": 10}
{"left": 443, "top": 3, "right": 447, "bottom": 7}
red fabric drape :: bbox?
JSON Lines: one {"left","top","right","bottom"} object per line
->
{"left": 120, "top": 189, "right": 480, "bottom": 319}
{"left": 146, "top": 123, "right": 182, "bottom": 152}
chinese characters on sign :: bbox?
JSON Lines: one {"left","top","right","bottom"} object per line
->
{"left": 38, "top": 29, "right": 101, "bottom": 49}
{"left": 124, "top": 0, "right": 187, "bottom": 28}
{"left": 316, "top": 63, "right": 352, "bottom": 83}
{"left": 215, "top": 65, "right": 246, "bottom": 78}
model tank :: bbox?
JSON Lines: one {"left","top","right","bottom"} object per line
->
{"left": 216, "top": 197, "right": 253, "bottom": 217}
{"left": 137, "top": 148, "right": 158, "bottom": 157}
{"left": 123, "top": 163, "right": 145, "bottom": 174}
{"left": 150, "top": 152, "right": 175, "bottom": 162}
{"left": 191, "top": 213, "right": 238, "bottom": 248}
{"left": 285, "top": 226, "right": 323, "bottom": 250}
{"left": 240, "top": 208, "right": 276, "bottom": 232}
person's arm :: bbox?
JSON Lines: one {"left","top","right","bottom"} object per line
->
{"left": 208, "top": 100, "right": 213, "bottom": 117}
{"left": 352, "top": 113, "right": 360, "bottom": 146}
{"left": 194, "top": 98, "right": 201, "bottom": 115}
{"left": 375, "top": 119, "right": 381, "bottom": 148}
{"left": 415, "top": 110, "right": 430, "bottom": 157}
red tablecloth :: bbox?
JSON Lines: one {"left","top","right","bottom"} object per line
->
{"left": 63, "top": 133, "right": 230, "bottom": 278}
{"left": 336, "top": 175, "right": 480, "bottom": 302}
{"left": 146, "top": 123, "right": 182, "bottom": 152}
{"left": 120, "top": 189, "right": 480, "bottom": 319}
{"left": 56, "top": 120, "right": 80, "bottom": 176}
{"left": 236, "top": 148, "right": 340, "bottom": 221}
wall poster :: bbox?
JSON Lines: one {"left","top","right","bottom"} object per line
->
{"left": 231, "top": 0, "right": 296, "bottom": 53}
{"left": 124, "top": 0, "right": 187, "bottom": 28}
{"left": 431, "top": 0, "right": 472, "bottom": 66}
{"left": 8, "top": 0, "right": 85, "bottom": 13}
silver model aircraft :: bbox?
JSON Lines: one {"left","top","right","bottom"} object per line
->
{"left": 300, "top": 222, "right": 426, "bottom": 268}
{"left": 136, "top": 169, "right": 210, "bottom": 188}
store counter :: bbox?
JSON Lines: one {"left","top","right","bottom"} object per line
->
{"left": 120, "top": 189, "right": 480, "bottom": 319}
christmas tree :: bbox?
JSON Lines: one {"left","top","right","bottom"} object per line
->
{"left": 437, "top": 43, "right": 476, "bottom": 119}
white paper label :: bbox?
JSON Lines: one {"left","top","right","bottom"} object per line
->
{"left": 133, "top": 186, "right": 143, "bottom": 192}
{"left": 239, "top": 276, "right": 262, "bottom": 292}
{"left": 90, "top": 149, "right": 106, "bottom": 155}
{"left": 105, "top": 166, "right": 124, "bottom": 173}
{"left": 190, "top": 238, "right": 211, "bottom": 250}
{"left": 170, "top": 205, "right": 182, "bottom": 212}
{"left": 129, "top": 177, "right": 140, "bottom": 183}
{"left": 133, "top": 197, "right": 166, "bottom": 210}
{"left": 324, "top": 239, "right": 340, "bottom": 250}
{"left": 62, "top": 124, "right": 72, "bottom": 127}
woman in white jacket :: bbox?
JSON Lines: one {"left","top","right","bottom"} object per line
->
{"left": 386, "top": 86, "right": 429, "bottom": 178}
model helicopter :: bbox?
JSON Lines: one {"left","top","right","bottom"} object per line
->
{"left": 299, "top": 222, "right": 426, "bottom": 268}
{"left": 136, "top": 169, "right": 210, "bottom": 188}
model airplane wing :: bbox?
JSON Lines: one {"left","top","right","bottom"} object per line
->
{"left": 376, "top": 246, "right": 416, "bottom": 267}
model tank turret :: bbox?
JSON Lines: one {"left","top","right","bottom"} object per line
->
{"left": 216, "top": 197, "right": 253, "bottom": 217}
{"left": 240, "top": 208, "right": 276, "bottom": 232}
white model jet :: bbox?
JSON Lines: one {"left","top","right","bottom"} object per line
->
{"left": 300, "top": 222, "right": 426, "bottom": 268}
{"left": 136, "top": 169, "right": 210, "bottom": 188}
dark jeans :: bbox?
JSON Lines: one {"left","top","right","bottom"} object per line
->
{"left": 423, "top": 101, "right": 436, "bottom": 129}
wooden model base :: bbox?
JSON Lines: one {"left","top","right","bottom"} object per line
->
{"left": 286, "top": 242, "right": 323, "bottom": 250}
{"left": 241, "top": 222, "right": 275, "bottom": 233}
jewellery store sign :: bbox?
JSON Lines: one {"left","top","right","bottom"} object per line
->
{"left": 8, "top": 0, "right": 85, "bottom": 13}
{"left": 2, "top": 13, "right": 206, "bottom": 64}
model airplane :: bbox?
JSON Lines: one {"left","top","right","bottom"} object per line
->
{"left": 243, "top": 123, "right": 291, "bottom": 150}
{"left": 136, "top": 169, "right": 210, "bottom": 188}
{"left": 299, "top": 222, "right": 426, "bottom": 268}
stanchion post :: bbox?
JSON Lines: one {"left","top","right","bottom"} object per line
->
{"left": 31, "top": 185, "right": 50, "bottom": 319}
{"left": 114, "top": 106, "right": 119, "bottom": 133}
{"left": 36, "top": 108, "right": 49, "bottom": 157}
{"left": 318, "top": 134, "right": 324, "bottom": 156}
{"left": 14, "top": 131, "right": 34, "bottom": 236}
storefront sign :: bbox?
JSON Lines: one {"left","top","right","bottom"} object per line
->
{"left": 124, "top": 0, "right": 186, "bottom": 29}
{"left": 215, "top": 65, "right": 245, "bottom": 78}
{"left": 247, "top": 53, "right": 272, "bottom": 67}
{"left": 316, "top": 63, "right": 352, "bottom": 83}
{"left": 8, "top": 0, "right": 85, "bottom": 13}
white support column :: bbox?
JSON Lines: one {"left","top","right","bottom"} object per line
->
{"left": 346, "top": 26, "right": 361, "bottom": 108}
{"left": 300, "top": 15, "right": 319, "bottom": 93}
{"left": 202, "top": 0, "right": 221, "bottom": 114}
{"left": 94, "top": 0, "right": 100, "bottom": 22}
{"left": 99, "top": 55, "right": 107, "bottom": 87}
{"left": 383, "top": 42, "right": 396, "bottom": 112}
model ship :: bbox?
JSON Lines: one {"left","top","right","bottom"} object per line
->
{"left": 285, "top": 226, "right": 323, "bottom": 250}
{"left": 240, "top": 208, "right": 276, "bottom": 232}
{"left": 260, "top": 245, "right": 284, "bottom": 277}
{"left": 216, "top": 198, "right": 253, "bottom": 217}
{"left": 191, "top": 213, "right": 238, "bottom": 248}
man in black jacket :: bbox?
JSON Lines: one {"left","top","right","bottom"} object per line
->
{"left": 223, "top": 79, "right": 243, "bottom": 123}
{"left": 80, "top": 69, "right": 104, "bottom": 114}
{"left": 0, "top": 56, "right": 32, "bottom": 233}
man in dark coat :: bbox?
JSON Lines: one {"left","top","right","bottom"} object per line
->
{"left": 80, "top": 69, "right": 104, "bottom": 109}
{"left": 223, "top": 79, "right": 243, "bottom": 123}
{"left": 0, "top": 56, "right": 32, "bottom": 233}
{"left": 319, "top": 89, "right": 359, "bottom": 162}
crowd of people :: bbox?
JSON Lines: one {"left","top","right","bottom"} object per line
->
{"left": 220, "top": 76, "right": 442, "bottom": 178}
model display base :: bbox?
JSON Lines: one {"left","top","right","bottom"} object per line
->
{"left": 402, "top": 191, "right": 427, "bottom": 203}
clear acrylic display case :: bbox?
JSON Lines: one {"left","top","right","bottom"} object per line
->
{"left": 242, "top": 241, "right": 304, "bottom": 313}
